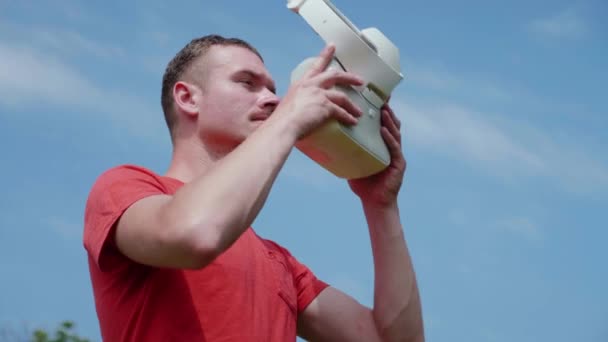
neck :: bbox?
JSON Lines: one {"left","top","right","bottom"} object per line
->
{"left": 164, "top": 137, "right": 236, "bottom": 183}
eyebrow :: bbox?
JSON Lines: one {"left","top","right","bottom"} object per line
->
{"left": 236, "top": 70, "right": 276, "bottom": 94}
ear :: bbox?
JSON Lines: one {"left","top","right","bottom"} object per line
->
{"left": 173, "top": 81, "right": 200, "bottom": 117}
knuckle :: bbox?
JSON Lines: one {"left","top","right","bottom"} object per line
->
{"left": 309, "top": 87, "right": 322, "bottom": 98}
{"left": 324, "top": 90, "right": 337, "bottom": 101}
{"left": 320, "top": 95, "right": 331, "bottom": 106}
{"left": 336, "top": 92, "right": 348, "bottom": 102}
{"left": 337, "top": 108, "right": 349, "bottom": 119}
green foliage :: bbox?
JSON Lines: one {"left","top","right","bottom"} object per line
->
{"left": 31, "top": 321, "right": 90, "bottom": 342}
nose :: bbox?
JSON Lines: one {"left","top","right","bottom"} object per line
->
{"left": 259, "top": 89, "right": 280, "bottom": 112}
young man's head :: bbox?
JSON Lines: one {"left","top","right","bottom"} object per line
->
{"left": 161, "top": 34, "right": 279, "bottom": 151}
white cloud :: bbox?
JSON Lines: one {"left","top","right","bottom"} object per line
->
{"left": 32, "top": 28, "right": 126, "bottom": 59}
{"left": 405, "top": 63, "right": 512, "bottom": 102}
{"left": 446, "top": 207, "right": 542, "bottom": 243}
{"left": 0, "top": 42, "right": 103, "bottom": 108}
{"left": 0, "top": 21, "right": 125, "bottom": 60}
{"left": 280, "top": 88, "right": 608, "bottom": 194}
{"left": 396, "top": 100, "right": 543, "bottom": 171}
{"left": 0, "top": 41, "right": 164, "bottom": 140}
{"left": 394, "top": 98, "right": 608, "bottom": 194}
{"left": 529, "top": 9, "right": 587, "bottom": 40}
{"left": 407, "top": 67, "right": 457, "bottom": 90}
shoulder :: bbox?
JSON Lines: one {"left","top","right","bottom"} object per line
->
{"left": 83, "top": 164, "right": 172, "bottom": 267}
{"left": 85, "top": 164, "right": 172, "bottom": 215}
{"left": 92, "top": 164, "right": 161, "bottom": 186}
{"left": 88, "top": 164, "right": 166, "bottom": 195}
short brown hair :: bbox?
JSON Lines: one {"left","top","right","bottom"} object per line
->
{"left": 160, "top": 34, "right": 262, "bottom": 140}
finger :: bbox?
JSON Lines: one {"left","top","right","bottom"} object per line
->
{"left": 382, "top": 109, "right": 401, "bottom": 143}
{"left": 383, "top": 103, "right": 401, "bottom": 129}
{"left": 330, "top": 102, "right": 359, "bottom": 126}
{"left": 325, "top": 89, "right": 363, "bottom": 118}
{"left": 305, "top": 44, "right": 336, "bottom": 77}
{"left": 314, "top": 69, "right": 364, "bottom": 89}
{"left": 381, "top": 127, "right": 404, "bottom": 162}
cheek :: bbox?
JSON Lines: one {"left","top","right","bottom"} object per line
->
{"left": 206, "top": 85, "right": 253, "bottom": 118}
{"left": 197, "top": 85, "right": 254, "bottom": 135}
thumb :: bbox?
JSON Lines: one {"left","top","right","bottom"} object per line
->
{"left": 306, "top": 43, "right": 336, "bottom": 77}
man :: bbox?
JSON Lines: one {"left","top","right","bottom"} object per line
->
{"left": 84, "top": 34, "right": 424, "bottom": 341}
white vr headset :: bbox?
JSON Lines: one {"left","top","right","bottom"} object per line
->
{"left": 287, "top": 0, "right": 404, "bottom": 179}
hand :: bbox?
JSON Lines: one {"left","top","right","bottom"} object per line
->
{"left": 348, "top": 102, "right": 406, "bottom": 207}
{"left": 272, "top": 44, "right": 365, "bottom": 140}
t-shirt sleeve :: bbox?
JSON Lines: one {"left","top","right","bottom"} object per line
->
{"left": 271, "top": 242, "right": 330, "bottom": 314}
{"left": 291, "top": 255, "right": 330, "bottom": 313}
{"left": 83, "top": 165, "right": 168, "bottom": 271}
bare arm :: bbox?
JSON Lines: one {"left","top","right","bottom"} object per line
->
{"left": 114, "top": 44, "right": 364, "bottom": 269}
{"left": 297, "top": 204, "right": 423, "bottom": 342}
{"left": 298, "top": 103, "right": 424, "bottom": 341}
{"left": 115, "top": 116, "right": 296, "bottom": 269}
{"left": 365, "top": 202, "right": 423, "bottom": 342}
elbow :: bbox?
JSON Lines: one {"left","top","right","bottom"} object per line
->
{"left": 183, "top": 239, "right": 218, "bottom": 270}
{"left": 161, "top": 212, "right": 224, "bottom": 270}
{"left": 374, "top": 306, "right": 425, "bottom": 342}
{"left": 159, "top": 199, "right": 247, "bottom": 270}
{"left": 400, "top": 330, "right": 425, "bottom": 342}
{"left": 183, "top": 221, "right": 224, "bottom": 269}
{"left": 377, "top": 328, "right": 425, "bottom": 342}
{"left": 408, "top": 331, "right": 425, "bottom": 342}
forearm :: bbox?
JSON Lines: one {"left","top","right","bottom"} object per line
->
{"left": 166, "top": 115, "right": 296, "bottom": 257}
{"left": 363, "top": 201, "right": 424, "bottom": 342}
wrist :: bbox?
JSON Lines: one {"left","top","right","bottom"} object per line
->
{"left": 361, "top": 199, "right": 403, "bottom": 238}
{"left": 361, "top": 198, "right": 399, "bottom": 212}
{"left": 262, "top": 112, "right": 299, "bottom": 146}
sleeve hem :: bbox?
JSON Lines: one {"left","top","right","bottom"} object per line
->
{"left": 297, "top": 279, "right": 331, "bottom": 314}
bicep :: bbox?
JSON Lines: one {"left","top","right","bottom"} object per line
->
{"left": 297, "top": 286, "right": 382, "bottom": 342}
{"left": 115, "top": 195, "right": 204, "bottom": 269}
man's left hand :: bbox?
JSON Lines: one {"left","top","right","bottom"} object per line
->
{"left": 348, "top": 102, "right": 406, "bottom": 207}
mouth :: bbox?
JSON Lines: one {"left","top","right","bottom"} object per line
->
{"left": 250, "top": 111, "right": 272, "bottom": 121}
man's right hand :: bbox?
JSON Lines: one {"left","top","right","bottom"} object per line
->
{"left": 272, "top": 44, "right": 365, "bottom": 140}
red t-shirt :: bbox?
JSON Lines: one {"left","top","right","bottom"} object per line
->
{"left": 83, "top": 165, "right": 329, "bottom": 341}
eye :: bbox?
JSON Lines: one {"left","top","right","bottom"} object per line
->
{"left": 239, "top": 78, "right": 254, "bottom": 87}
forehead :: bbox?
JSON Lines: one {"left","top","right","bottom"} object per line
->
{"left": 203, "top": 45, "right": 271, "bottom": 79}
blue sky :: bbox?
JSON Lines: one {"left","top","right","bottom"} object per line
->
{"left": 0, "top": 0, "right": 606, "bottom": 341}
